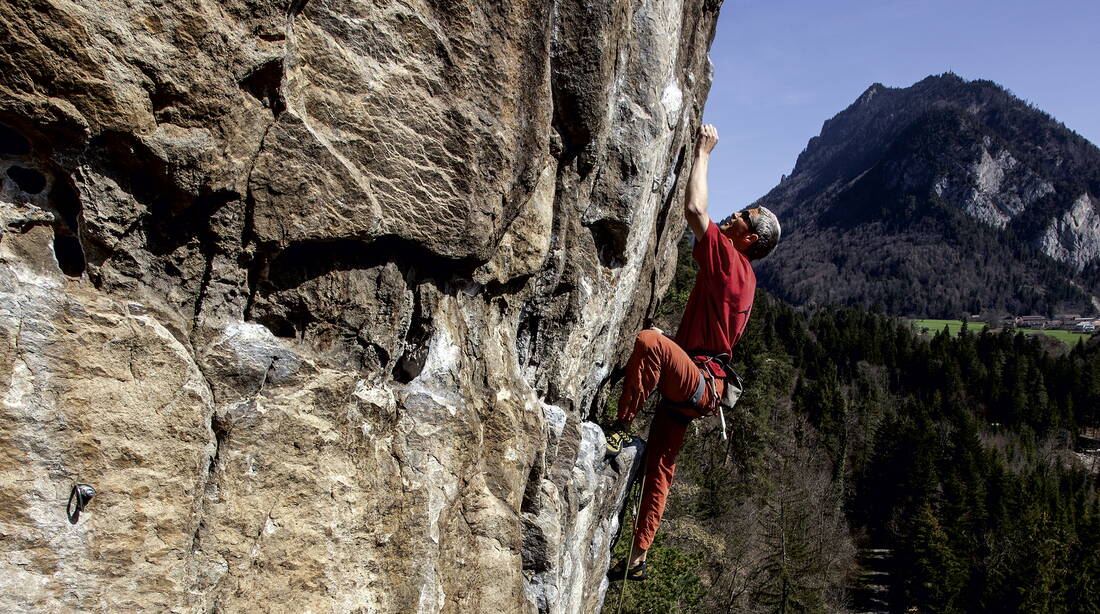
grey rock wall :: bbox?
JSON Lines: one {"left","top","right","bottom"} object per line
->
{"left": 933, "top": 140, "right": 1055, "bottom": 229}
{"left": 0, "top": 0, "right": 719, "bottom": 612}
{"left": 1040, "top": 193, "right": 1100, "bottom": 270}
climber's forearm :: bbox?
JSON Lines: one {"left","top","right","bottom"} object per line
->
{"left": 684, "top": 125, "right": 718, "bottom": 238}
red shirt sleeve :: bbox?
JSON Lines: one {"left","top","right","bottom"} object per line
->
{"left": 693, "top": 220, "right": 736, "bottom": 280}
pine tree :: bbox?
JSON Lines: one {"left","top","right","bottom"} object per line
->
{"left": 1069, "top": 499, "right": 1100, "bottom": 614}
{"left": 755, "top": 462, "right": 833, "bottom": 614}
{"left": 902, "top": 502, "right": 965, "bottom": 613}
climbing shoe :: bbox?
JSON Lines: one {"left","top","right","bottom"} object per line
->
{"left": 607, "top": 559, "right": 647, "bottom": 582}
{"left": 604, "top": 425, "right": 630, "bottom": 458}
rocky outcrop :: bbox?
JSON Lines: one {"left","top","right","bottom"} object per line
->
{"left": 935, "top": 139, "right": 1055, "bottom": 229}
{"left": 1040, "top": 193, "right": 1100, "bottom": 270}
{"left": 0, "top": 1, "right": 719, "bottom": 612}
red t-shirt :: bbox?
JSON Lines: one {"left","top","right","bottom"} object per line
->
{"left": 674, "top": 220, "right": 756, "bottom": 370}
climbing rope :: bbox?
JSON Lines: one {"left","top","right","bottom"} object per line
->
{"left": 616, "top": 448, "right": 648, "bottom": 614}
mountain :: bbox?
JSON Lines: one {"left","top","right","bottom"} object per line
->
{"left": 754, "top": 73, "right": 1100, "bottom": 318}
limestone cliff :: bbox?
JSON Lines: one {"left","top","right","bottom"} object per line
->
{"left": 0, "top": 1, "right": 720, "bottom": 612}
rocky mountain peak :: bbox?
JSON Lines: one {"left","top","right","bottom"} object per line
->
{"left": 756, "top": 74, "right": 1100, "bottom": 317}
{"left": 856, "top": 82, "right": 885, "bottom": 104}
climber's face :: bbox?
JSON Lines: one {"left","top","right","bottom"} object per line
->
{"left": 720, "top": 209, "right": 760, "bottom": 253}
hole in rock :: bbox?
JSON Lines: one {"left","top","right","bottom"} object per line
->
{"left": 144, "top": 189, "right": 239, "bottom": 257}
{"left": 393, "top": 307, "right": 431, "bottom": 384}
{"left": 252, "top": 236, "right": 473, "bottom": 369}
{"left": 241, "top": 59, "right": 286, "bottom": 117}
{"left": 0, "top": 125, "right": 30, "bottom": 156}
{"left": 257, "top": 314, "right": 297, "bottom": 339}
{"left": 7, "top": 165, "right": 46, "bottom": 194}
{"left": 288, "top": 0, "right": 310, "bottom": 17}
{"left": 146, "top": 77, "right": 182, "bottom": 114}
{"left": 587, "top": 218, "right": 630, "bottom": 269}
{"left": 54, "top": 234, "right": 86, "bottom": 277}
{"left": 391, "top": 284, "right": 433, "bottom": 383}
{"left": 209, "top": 413, "right": 231, "bottom": 472}
{"left": 266, "top": 240, "right": 373, "bottom": 291}
{"left": 255, "top": 30, "right": 285, "bottom": 42}
{"left": 49, "top": 175, "right": 82, "bottom": 231}
{"left": 46, "top": 173, "right": 86, "bottom": 276}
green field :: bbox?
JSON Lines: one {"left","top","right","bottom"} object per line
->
{"left": 911, "top": 319, "right": 985, "bottom": 336}
{"left": 910, "top": 319, "right": 1093, "bottom": 346}
{"left": 1022, "top": 327, "right": 1094, "bottom": 345}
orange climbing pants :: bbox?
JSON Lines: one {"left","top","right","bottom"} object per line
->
{"left": 616, "top": 329, "right": 722, "bottom": 550}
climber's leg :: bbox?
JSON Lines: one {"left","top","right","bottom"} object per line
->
{"left": 616, "top": 329, "right": 699, "bottom": 425}
{"left": 631, "top": 405, "right": 689, "bottom": 564}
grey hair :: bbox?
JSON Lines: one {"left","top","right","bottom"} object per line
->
{"left": 744, "top": 206, "right": 781, "bottom": 260}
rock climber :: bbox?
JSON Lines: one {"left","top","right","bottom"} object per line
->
{"left": 605, "top": 124, "right": 781, "bottom": 581}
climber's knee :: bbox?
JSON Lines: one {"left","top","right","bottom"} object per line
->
{"left": 635, "top": 328, "right": 662, "bottom": 350}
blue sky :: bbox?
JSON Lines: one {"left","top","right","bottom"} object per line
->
{"left": 702, "top": 0, "right": 1100, "bottom": 220}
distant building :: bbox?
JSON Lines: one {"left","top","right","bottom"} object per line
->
{"left": 1017, "top": 315, "right": 1048, "bottom": 329}
{"left": 1052, "top": 314, "right": 1083, "bottom": 330}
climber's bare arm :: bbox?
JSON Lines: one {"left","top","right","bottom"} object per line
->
{"left": 684, "top": 124, "right": 718, "bottom": 238}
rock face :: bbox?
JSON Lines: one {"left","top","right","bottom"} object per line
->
{"left": 936, "top": 139, "right": 1055, "bottom": 229}
{"left": 1040, "top": 193, "right": 1100, "bottom": 270}
{"left": 754, "top": 74, "right": 1100, "bottom": 317}
{"left": 0, "top": 1, "right": 719, "bottom": 612}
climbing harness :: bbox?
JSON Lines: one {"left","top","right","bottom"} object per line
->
{"left": 663, "top": 352, "right": 743, "bottom": 441}
{"left": 67, "top": 483, "right": 96, "bottom": 524}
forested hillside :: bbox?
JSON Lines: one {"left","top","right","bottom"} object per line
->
{"left": 604, "top": 237, "right": 1100, "bottom": 613}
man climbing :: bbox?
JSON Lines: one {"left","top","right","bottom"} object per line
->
{"left": 605, "top": 124, "right": 781, "bottom": 581}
